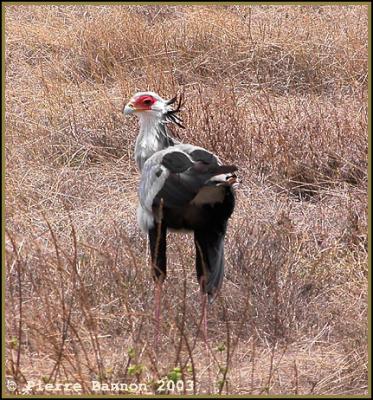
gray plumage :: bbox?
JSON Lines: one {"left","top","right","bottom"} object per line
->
{"left": 138, "top": 144, "right": 236, "bottom": 232}
{"left": 124, "top": 91, "right": 238, "bottom": 302}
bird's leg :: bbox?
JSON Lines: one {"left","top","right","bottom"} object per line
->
{"left": 199, "top": 276, "right": 208, "bottom": 341}
{"left": 148, "top": 200, "right": 167, "bottom": 350}
{"left": 195, "top": 239, "right": 209, "bottom": 341}
{"left": 199, "top": 275, "right": 213, "bottom": 392}
{"left": 154, "top": 279, "right": 163, "bottom": 348}
{"left": 195, "top": 232, "right": 220, "bottom": 393}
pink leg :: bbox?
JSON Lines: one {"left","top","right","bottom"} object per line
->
{"left": 199, "top": 277, "right": 208, "bottom": 341}
{"left": 199, "top": 279, "right": 212, "bottom": 392}
{"left": 154, "top": 281, "right": 162, "bottom": 348}
{"left": 201, "top": 292, "right": 208, "bottom": 341}
{"left": 199, "top": 276, "right": 213, "bottom": 387}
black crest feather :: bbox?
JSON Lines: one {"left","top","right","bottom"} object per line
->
{"left": 163, "top": 93, "right": 185, "bottom": 129}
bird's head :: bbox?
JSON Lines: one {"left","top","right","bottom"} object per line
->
{"left": 123, "top": 91, "right": 185, "bottom": 128}
{"left": 123, "top": 92, "right": 167, "bottom": 115}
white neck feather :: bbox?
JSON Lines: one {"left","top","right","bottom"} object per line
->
{"left": 135, "top": 112, "right": 164, "bottom": 171}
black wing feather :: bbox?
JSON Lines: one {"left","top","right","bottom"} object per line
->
{"left": 189, "top": 149, "right": 216, "bottom": 164}
{"left": 161, "top": 151, "right": 193, "bottom": 173}
{"left": 154, "top": 150, "right": 237, "bottom": 209}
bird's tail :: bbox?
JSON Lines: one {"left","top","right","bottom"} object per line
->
{"left": 210, "top": 164, "right": 238, "bottom": 176}
{"left": 194, "top": 163, "right": 238, "bottom": 184}
{"left": 207, "top": 164, "right": 239, "bottom": 190}
{"left": 195, "top": 229, "right": 226, "bottom": 304}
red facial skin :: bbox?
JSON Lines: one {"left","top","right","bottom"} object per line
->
{"left": 132, "top": 95, "right": 156, "bottom": 111}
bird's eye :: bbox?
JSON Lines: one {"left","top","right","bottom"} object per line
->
{"left": 143, "top": 99, "right": 152, "bottom": 105}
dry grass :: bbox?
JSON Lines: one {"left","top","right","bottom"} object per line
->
{"left": 4, "top": 4, "right": 368, "bottom": 396}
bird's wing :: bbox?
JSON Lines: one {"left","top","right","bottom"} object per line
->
{"left": 175, "top": 144, "right": 220, "bottom": 165}
{"left": 139, "top": 146, "right": 237, "bottom": 211}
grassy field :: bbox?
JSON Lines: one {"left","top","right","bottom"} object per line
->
{"left": 4, "top": 4, "right": 369, "bottom": 396}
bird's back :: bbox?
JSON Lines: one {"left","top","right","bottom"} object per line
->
{"left": 137, "top": 144, "right": 237, "bottom": 232}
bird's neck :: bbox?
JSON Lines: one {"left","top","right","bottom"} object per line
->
{"left": 135, "top": 113, "right": 175, "bottom": 171}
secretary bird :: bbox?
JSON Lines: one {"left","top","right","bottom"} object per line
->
{"left": 123, "top": 91, "right": 238, "bottom": 343}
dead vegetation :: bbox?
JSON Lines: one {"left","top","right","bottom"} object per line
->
{"left": 5, "top": 4, "right": 368, "bottom": 396}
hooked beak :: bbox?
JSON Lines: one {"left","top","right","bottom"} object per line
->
{"left": 123, "top": 102, "right": 136, "bottom": 115}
